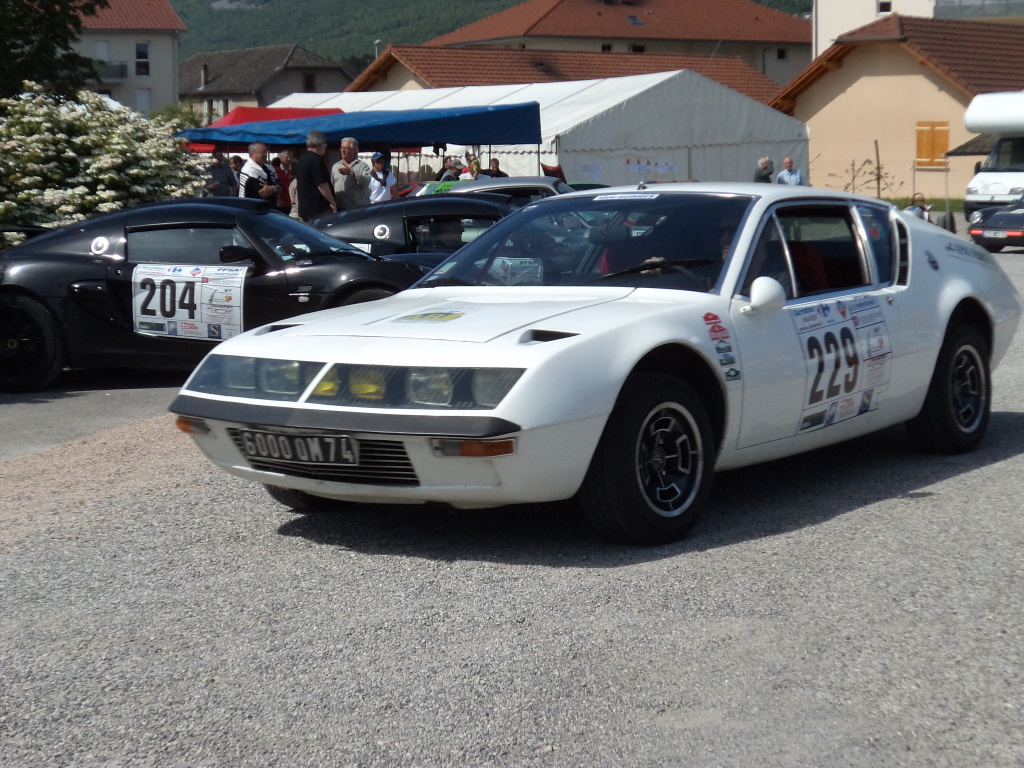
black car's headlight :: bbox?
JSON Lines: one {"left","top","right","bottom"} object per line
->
{"left": 968, "top": 210, "right": 984, "bottom": 224}
{"left": 186, "top": 355, "right": 523, "bottom": 409}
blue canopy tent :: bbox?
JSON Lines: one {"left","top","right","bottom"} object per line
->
{"left": 178, "top": 102, "right": 542, "bottom": 147}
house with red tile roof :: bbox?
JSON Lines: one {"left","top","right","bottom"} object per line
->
{"left": 425, "top": 0, "right": 811, "bottom": 85}
{"left": 73, "top": 0, "right": 186, "bottom": 115}
{"left": 771, "top": 14, "right": 1024, "bottom": 200}
{"left": 349, "top": 45, "right": 781, "bottom": 104}
{"left": 179, "top": 45, "right": 352, "bottom": 123}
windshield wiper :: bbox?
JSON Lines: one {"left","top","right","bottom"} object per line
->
{"left": 589, "top": 258, "right": 715, "bottom": 282}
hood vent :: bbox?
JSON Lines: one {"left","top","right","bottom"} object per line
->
{"left": 521, "top": 329, "right": 578, "bottom": 344}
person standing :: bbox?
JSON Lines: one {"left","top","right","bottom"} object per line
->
{"left": 205, "top": 148, "right": 237, "bottom": 196}
{"left": 368, "top": 152, "right": 397, "bottom": 203}
{"left": 465, "top": 151, "right": 480, "bottom": 180}
{"left": 434, "top": 156, "right": 453, "bottom": 181}
{"left": 237, "top": 141, "right": 282, "bottom": 205}
{"left": 439, "top": 158, "right": 464, "bottom": 182}
{"left": 754, "top": 156, "right": 773, "bottom": 183}
{"left": 294, "top": 130, "right": 337, "bottom": 222}
{"left": 486, "top": 158, "right": 509, "bottom": 178}
{"left": 776, "top": 156, "right": 806, "bottom": 186}
{"left": 330, "top": 136, "right": 371, "bottom": 211}
{"left": 275, "top": 149, "right": 295, "bottom": 215}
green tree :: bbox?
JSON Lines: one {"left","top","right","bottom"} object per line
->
{"left": 0, "top": 0, "right": 111, "bottom": 99}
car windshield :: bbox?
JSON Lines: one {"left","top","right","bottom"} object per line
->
{"left": 419, "top": 192, "right": 754, "bottom": 291}
{"left": 246, "top": 211, "right": 368, "bottom": 261}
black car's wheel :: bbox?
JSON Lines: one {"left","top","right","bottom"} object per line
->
{"left": 579, "top": 372, "right": 715, "bottom": 544}
{"left": 983, "top": 243, "right": 1004, "bottom": 253}
{"left": 906, "top": 323, "right": 990, "bottom": 454}
{"left": 264, "top": 484, "right": 346, "bottom": 513}
{"left": 0, "top": 294, "right": 64, "bottom": 393}
{"left": 340, "top": 287, "right": 394, "bottom": 305}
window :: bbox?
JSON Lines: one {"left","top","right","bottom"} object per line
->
{"left": 302, "top": 72, "right": 316, "bottom": 92}
{"left": 855, "top": 204, "right": 895, "bottom": 284}
{"left": 777, "top": 48, "right": 787, "bottom": 60}
{"left": 127, "top": 227, "right": 246, "bottom": 265}
{"left": 878, "top": 1, "right": 893, "bottom": 12}
{"left": 742, "top": 205, "right": 868, "bottom": 298}
{"left": 628, "top": 44, "right": 646, "bottom": 53}
{"left": 135, "top": 42, "right": 150, "bottom": 76}
{"left": 601, "top": 43, "right": 612, "bottom": 52}
{"left": 916, "top": 121, "right": 950, "bottom": 168}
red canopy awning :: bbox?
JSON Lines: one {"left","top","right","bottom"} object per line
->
{"left": 188, "top": 106, "right": 344, "bottom": 154}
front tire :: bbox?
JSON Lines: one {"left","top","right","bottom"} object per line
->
{"left": 579, "top": 373, "right": 715, "bottom": 544}
{"left": 0, "top": 294, "right": 64, "bottom": 392}
{"left": 264, "top": 484, "right": 347, "bottom": 514}
{"left": 906, "top": 323, "right": 990, "bottom": 454}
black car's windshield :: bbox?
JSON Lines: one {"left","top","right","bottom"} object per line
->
{"left": 246, "top": 211, "right": 368, "bottom": 261}
{"left": 419, "top": 192, "right": 754, "bottom": 291}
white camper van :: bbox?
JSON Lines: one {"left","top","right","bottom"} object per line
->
{"left": 964, "top": 91, "right": 1024, "bottom": 216}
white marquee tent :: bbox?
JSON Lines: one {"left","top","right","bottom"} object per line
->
{"left": 273, "top": 70, "right": 809, "bottom": 186}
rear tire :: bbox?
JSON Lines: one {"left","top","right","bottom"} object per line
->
{"left": 935, "top": 211, "right": 957, "bottom": 234}
{"left": 0, "top": 294, "right": 64, "bottom": 392}
{"left": 579, "top": 372, "right": 715, "bottom": 544}
{"left": 340, "top": 287, "right": 394, "bottom": 305}
{"left": 905, "top": 323, "right": 990, "bottom": 454}
{"left": 264, "top": 484, "right": 346, "bottom": 513}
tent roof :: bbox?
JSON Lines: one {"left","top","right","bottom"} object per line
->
{"left": 178, "top": 102, "right": 542, "bottom": 147}
{"left": 273, "top": 70, "right": 805, "bottom": 153}
{"left": 188, "top": 106, "right": 345, "bottom": 153}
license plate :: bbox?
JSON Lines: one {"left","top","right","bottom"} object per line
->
{"left": 239, "top": 429, "right": 359, "bottom": 466}
{"left": 984, "top": 230, "right": 1008, "bottom": 238}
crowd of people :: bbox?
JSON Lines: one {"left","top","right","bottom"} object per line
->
{"left": 205, "top": 135, "right": 518, "bottom": 220}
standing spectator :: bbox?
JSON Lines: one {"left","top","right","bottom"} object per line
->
{"left": 330, "top": 136, "right": 371, "bottom": 211}
{"left": 434, "top": 156, "right": 453, "bottom": 181}
{"left": 294, "top": 130, "right": 337, "bottom": 222}
{"left": 776, "top": 156, "right": 806, "bottom": 186}
{"left": 275, "top": 150, "right": 295, "bottom": 215}
{"left": 205, "top": 148, "right": 237, "bottom": 196}
{"left": 237, "top": 141, "right": 281, "bottom": 205}
{"left": 229, "top": 155, "right": 244, "bottom": 188}
{"left": 754, "top": 156, "right": 773, "bottom": 183}
{"left": 368, "top": 152, "right": 397, "bottom": 203}
{"left": 465, "top": 151, "right": 480, "bottom": 180}
{"left": 439, "top": 158, "right": 464, "bottom": 182}
{"left": 486, "top": 158, "right": 509, "bottom": 178}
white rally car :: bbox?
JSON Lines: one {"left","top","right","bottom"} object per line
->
{"left": 171, "top": 184, "right": 1022, "bottom": 544}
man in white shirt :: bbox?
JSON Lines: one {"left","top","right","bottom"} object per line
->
{"left": 776, "top": 156, "right": 806, "bottom": 186}
{"left": 368, "top": 152, "right": 397, "bottom": 203}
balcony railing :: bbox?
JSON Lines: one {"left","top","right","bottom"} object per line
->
{"left": 93, "top": 60, "right": 128, "bottom": 81}
{"left": 934, "top": 0, "right": 1024, "bottom": 18}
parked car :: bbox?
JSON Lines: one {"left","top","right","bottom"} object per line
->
{"left": 170, "top": 183, "right": 1021, "bottom": 544}
{"left": 311, "top": 196, "right": 513, "bottom": 266}
{"left": 967, "top": 195, "right": 1024, "bottom": 251}
{"left": 399, "top": 176, "right": 573, "bottom": 208}
{"left": 0, "top": 199, "right": 428, "bottom": 392}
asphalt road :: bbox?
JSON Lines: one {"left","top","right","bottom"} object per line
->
{"left": 2, "top": 225, "right": 1023, "bottom": 767}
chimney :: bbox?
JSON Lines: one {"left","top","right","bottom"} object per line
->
{"left": 200, "top": 63, "right": 209, "bottom": 87}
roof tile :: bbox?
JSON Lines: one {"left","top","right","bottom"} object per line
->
{"left": 353, "top": 45, "right": 780, "bottom": 103}
{"left": 180, "top": 45, "right": 348, "bottom": 97}
{"left": 81, "top": 0, "right": 186, "bottom": 32}
{"left": 428, "top": 0, "right": 810, "bottom": 46}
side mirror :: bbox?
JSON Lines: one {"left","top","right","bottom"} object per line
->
{"left": 741, "top": 276, "right": 787, "bottom": 314}
{"left": 219, "top": 245, "right": 258, "bottom": 264}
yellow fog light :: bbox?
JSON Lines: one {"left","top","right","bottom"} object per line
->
{"left": 311, "top": 366, "right": 341, "bottom": 398}
{"left": 349, "top": 366, "right": 386, "bottom": 400}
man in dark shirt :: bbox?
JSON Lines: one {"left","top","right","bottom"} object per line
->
{"left": 295, "top": 130, "right": 337, "bottom": 222}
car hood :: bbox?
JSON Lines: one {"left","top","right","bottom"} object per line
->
{"left": 985, "top": 204, "right": 1024, "bottom": 225}
{"left": 270, "top": 287, "right": 637, "bottom": 343}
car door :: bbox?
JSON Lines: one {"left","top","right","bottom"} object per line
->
{"left": 107, "top": 224, "right": 287, "bottom": 353}
{"left": 729, "top": 202, "right": 903, "bottom": 450}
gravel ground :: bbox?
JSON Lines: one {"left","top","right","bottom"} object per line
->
{"left": 2, "top": 234, "right": 1023, "bottom": 768}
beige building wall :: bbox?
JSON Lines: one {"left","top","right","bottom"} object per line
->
{"left": 77, "top": 30, "right": 179, "bottom": 115}
{"left": 813, "top": 0, "right": 935, "bottom": 56}
{"left": 792, "top": 44, "right": 975, "bottom": 201}
{"left": 358, "top": 67, "right": 426, "bottom": 92}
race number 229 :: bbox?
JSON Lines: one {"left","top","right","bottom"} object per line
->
{"left": 805, "top": 325, "right": 859, "bottom": 405}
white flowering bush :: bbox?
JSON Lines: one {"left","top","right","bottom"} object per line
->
{"left": 0, "top": 82, "right": 207, "bottom": 248}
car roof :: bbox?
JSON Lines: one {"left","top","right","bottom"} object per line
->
{"left": 557, "top": 181, "right": 897, "bottom": 208}
{"left": 314, "top": 196, "right": 513, "bottom": 226}
{"left": 447, "top": 176, "right": 564, "bottom": 192}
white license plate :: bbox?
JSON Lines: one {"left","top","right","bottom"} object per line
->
{"left": 239, "top": 429, "right": 359, "bottom": 465}
{"left": 984, "top": 230, "right": 1008, "bottom": 238}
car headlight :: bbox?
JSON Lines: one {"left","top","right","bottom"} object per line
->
{"left": 308, "top": 365, "right": 524, "bottom": 409}
{"left": 1011, "top": 187, "right": 1024, "bottom": 196}
{"left": 186, "top": 355, "right": 326, "bottom": 401}
{"left": 969, "top": 210, "right": 983, "bottom": 224}
{"left": 966, "top": 186, "right": 978, "bottom": 195}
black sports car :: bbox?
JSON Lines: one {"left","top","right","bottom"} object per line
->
{"left": 311, "top": 196, "right": 513, "bottom": 263}
{"left": 967, "top": 195, "right": 1024, "bottom": 252}
{"left": 0, "top": 198, "right": 428, "bottom": 392}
